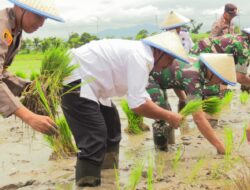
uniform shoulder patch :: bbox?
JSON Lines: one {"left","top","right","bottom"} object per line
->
{"left": 2, "top": 29, "right": 13, "bottom": 46}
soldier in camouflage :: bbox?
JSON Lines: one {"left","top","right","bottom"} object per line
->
{"left": 147, "top": 53, "right": 237, "bottom": 154}
{"left": 192, "top": 31, "right": 250, "bottom": 96}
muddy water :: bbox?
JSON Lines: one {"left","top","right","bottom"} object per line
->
{"left": 1, "top": 88, "right": 250, "bottom": 190}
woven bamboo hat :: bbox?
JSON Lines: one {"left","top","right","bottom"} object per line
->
{"left": 160, "top": 11, "right": 190, "bottom": 30}
{"left": 8, "top": 0, "right": 63, "bottom": 22}
{"left": 142, "top": 31, "right": 189, "bottom": 64}
{"left": 243, "top": 28, "right": 250, "bottom": 35}
{"left": 199, "top": 53, "right": 237, "bottom": 86}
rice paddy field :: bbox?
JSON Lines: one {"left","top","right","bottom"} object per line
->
{"left": 1, "top": 53, "right": 250, "bottom": 190}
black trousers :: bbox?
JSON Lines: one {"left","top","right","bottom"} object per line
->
{"left": 61, "top": 80, "right": 121, "bottom": 166}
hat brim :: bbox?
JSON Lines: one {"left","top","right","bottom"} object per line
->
{"left": 243, "top": 28, "right": 250, "bottom": 35}
{"left": 160, "top": 21, "right": 191, "bottom": 30}
{"left": 200, "top": 56, "right": 236, "bottom": 86}
{"left": 142, "top": 39, "right": 190, "bottom": 64}
{"left": 9, "top": 0, "right": 64, "bottom": 22}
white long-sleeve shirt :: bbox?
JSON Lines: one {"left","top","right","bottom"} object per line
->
{"left": 63, "top": 39, "right": 154, "bottom": 108}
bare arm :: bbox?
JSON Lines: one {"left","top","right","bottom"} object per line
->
{"left": 132, "top": 99, "right": 183, "bottom": 128}
{"left": 192, "top": 110, "right": 225, "bottom": 154}
{"left": 173, "top": 89, "right": 187, "bottom": 101}
{"left": 236, "top": 72, "right": 250, "bottom": 86}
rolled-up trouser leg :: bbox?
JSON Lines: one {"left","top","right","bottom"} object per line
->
{"left": 61, "top": 81, "right": 107, "bottom": 186}
{"left": 100, "top": 102, "right": 121, "bottom": 169}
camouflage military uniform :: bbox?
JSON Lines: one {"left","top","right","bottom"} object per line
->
{"left": 192, "top": 34, "right": 250, "bottom": 96}
{"left": 211, "top": 16, "right": 234, "bottom": 37}
{"left": 147, "top": 60, "right": 206, "bottom": 107}
{"left": 147, "top": 59, "right": 208, "bottom": 149}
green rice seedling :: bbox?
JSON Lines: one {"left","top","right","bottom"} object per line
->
{"left": 45, "top": 116, "right": 77, "bottom": 159}
{"left": 202, "top": 96, "right": 222, "bottom": 115}
{"left": 224, "top": 127, "right": 234, "bottom": 161}
{"left": 30, "top": 71, "right": 40, "bottom": 81}
{"left": 179, "top": 99, "right": 202, "bottom": 117}
{"left": 240, "top": 91, "right": 250, "bottom": 104}
{"left": 238, "top": 122, "right": 248, "bottom": 149}
{"left": 147, "top": 155, "right": 154, "bottom": 190}
{"left": 187, "top": 158, "right": 205, "bottom": 183}
{"left": 171, "top": 145, "right": 183, "bottom": 172}
{"left": 125, "top": 160, "right": 145, "bottom": 190}
{"left": 114, "top": 165, "right": 121, "bottom": 190}
{"left": 15, "top": 71, "right": 27, "bottom": 79}
{"left": 120, "top": 99, "right": 143, "bottom": 134}
{"left": 221, "top": 91, "right": 234, "bottom": 106}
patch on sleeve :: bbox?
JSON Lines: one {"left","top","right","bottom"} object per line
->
{"left": 2, "top": 29, "right": 13, "bottom": 46}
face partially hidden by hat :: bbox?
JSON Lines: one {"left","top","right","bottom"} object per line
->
{"left": 142, "top": 31, "right": 189, "bottom": 71}
{"left": 200, "top": 53, "right": 237, "bottom": 86}
{"left": 224, "top": 3, "right": 238, "bottom": 17}
{"left": 9, "top": 0, "right": 63, "bottom": 33}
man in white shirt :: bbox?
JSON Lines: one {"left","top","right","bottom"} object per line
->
{"left": 61, "top": 31, "right": 189, "bottom": 187}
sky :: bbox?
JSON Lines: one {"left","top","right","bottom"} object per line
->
{"left": 1, "top": 0, "right": 250, "bottom": 39}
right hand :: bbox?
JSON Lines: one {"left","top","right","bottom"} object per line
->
{"left": 25, "top": 114, "right": 59, "bottom": 136}
{"left": 167, "top": 112, "right": 183, "bottom": 129}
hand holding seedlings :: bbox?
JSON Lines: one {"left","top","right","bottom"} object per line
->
{"left": 27, "top": 113, "right": 59, "bottom": 136}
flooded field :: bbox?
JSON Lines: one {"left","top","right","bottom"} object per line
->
{"left": 1, "top": 88, "right": 250, "bottom": 190}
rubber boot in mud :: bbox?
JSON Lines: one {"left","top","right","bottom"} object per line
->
{"left": 102, "top": 144, "right": 119, "bottom": 169}
{"left": 152, "top": 121, "right": 168, "bottom": 151}
{"left": 75, "top": 158, "right": 101, "bottom": 187}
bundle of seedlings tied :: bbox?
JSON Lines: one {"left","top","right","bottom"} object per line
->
{"left": 180, "top": 94, "right": 233, "bottom": 119}
{"left": 22, "top": 48, "right": 78, "bottom": 158}
{"left": 22, "top": 48, "right": 78, "bottom": 116}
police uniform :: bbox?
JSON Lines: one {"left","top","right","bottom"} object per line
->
{"left": 0, "top": 8, "right": 29, "bottom": 117}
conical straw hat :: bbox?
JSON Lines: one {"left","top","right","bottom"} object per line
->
{"left": 161, "top": 11, "right": 190, "bottom": 30}
{"left": 243, "top": 28, "right": 250, "bottom": 34}
{"left": 199, "top": 53, "right": 237, "bottom": 86}
{"left": 142, "top": 31, "right": 189, "bottom": 64}
{"left": 8, "top": 0, "right": 63, "bottom": 22}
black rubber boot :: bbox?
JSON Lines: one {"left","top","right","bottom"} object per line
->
{"left": 102, "top": 144, "right": 119, "bottom": 169}
{"left": 152, "top": 121, "right": 169, "bottom": 151}
{"left": 75, "top": 158, "right": 101, "bottom": 187}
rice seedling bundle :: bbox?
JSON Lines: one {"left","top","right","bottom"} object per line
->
{"left": 22, "top": 48, "right": 78, "bottom": 116}
{"left": 202, "top": 96, "right": 222, "bottom": 115}
{"left": 45, "top": 116, "right": 77, "bottom": 159}
{"left": 120, "top": 99, "right": 143, "bottom": 134}
{"left": 22, "top": 48, "right": 78, "bottom": 158}
{"left": 179, "top": 99, "right": 202, "bottom": 117}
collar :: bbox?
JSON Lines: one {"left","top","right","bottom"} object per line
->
{"left": 6, "top": 8, "right": 21, "bottom": 36}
